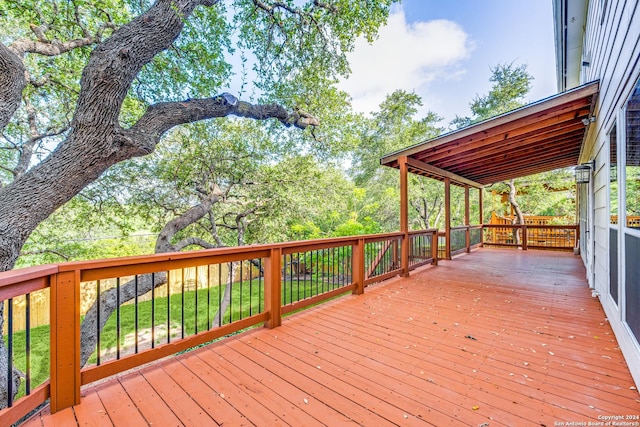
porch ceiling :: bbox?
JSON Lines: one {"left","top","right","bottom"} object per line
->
{"left": 380, "top": 80, "right": 599, "bottom": 186}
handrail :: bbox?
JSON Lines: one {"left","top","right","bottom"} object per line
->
{"left": 0, "top": 267, "right": 55, "bottom": 302}
{"left": 450, "top": 225, "right": 470, "bottom": 230}
{"left": 407, "top": 228, "right": 438, "bottom": 235}
{"left": 0, "top": 230, "right": 437, "bottom": 423}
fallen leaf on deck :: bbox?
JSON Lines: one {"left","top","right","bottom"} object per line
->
{"left": 472, "top": 405, "right": 480, "bottom": 410}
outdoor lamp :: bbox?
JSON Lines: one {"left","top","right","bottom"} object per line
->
{"left": 575, "top": 161, "right": 594, "bottom": 184}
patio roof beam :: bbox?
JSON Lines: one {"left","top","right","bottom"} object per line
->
{"left": 381, "top": 83, "right": 597, "bottom": 166}
{"left": 379, "top": 81, "right": 599, "bottom": 186}
{"left": 405, "top": 157, "right": 483, "bottom": 188}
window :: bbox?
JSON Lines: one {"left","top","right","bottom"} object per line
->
{"left": 610, "top": 123, "right": 618, "bottom": 224}
{"left": 625, "top": 83, "right": 640, "bottom": 229}
{"left": 609, "top": 122, "right": 619, "bottom": 304}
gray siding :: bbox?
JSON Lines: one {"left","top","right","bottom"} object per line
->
{"left": 579, "top": 0, "right": 640, "bottom": 386}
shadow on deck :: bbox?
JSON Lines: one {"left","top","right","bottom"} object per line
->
{"left": 24, "top": 249, "right": 640, "bottom": 426}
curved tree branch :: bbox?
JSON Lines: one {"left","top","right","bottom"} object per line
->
{"left": 155, "top": 190, "right": 222, "bottom": 253}
{"left": 9, "top": 36, "right": 97, "bottom": 57}
{"left": 173, "top": 237, "right": 219, "bottom": 251}
{"left": 71, "top": 0, "right": 205, "bottom": 135}
{"left": 126, "top": 95, "right": 318, "bottom": 155}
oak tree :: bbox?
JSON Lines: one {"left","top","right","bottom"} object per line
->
{"left": 0, "top": 0, "right": 396, "bottom": 406}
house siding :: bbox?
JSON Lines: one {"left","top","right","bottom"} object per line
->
{"left": 577, "top": 0, "right": 640, "bottom": 386}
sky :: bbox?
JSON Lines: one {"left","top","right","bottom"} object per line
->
{"left": 338, "top": 0, "right": 557, "bottom": 126}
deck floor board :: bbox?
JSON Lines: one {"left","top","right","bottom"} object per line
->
{"left": 26, "top": 249, "right": 640, "bottom": 426}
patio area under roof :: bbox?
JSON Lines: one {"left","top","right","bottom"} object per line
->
{"left": 380, "top": 80, "right": 599, "bottom": 186}
{"left": 24, "top": 249, "right": 639, "bottom": 426}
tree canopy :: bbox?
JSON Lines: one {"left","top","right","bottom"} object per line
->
{"left": 450, "top": 62, "right": 532, "bottom": 129}
{"left": 0, "top": 0, "right": 398, "bottom": 272}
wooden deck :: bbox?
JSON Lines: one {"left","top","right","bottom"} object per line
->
{"left": 24, "top": 249, "right": 640, "bottom": 426}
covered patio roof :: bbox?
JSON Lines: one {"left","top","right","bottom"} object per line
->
{"left": 380, "top": 80, "right": 599, "bottom": 186}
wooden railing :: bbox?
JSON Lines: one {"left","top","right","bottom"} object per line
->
{"left": 408, "top": 230, "right": 438, "bottom": 270}
{"left": 0, "top": 230, "right": 438, "bottom": 424}
{"left": 435, "top": 225, "right": 483, "bottom": 259}
{"left": 482, "top": 224, "right": 578, "bottom": 251}
{"left": 450, "top": 226, "right": 468, "bottom": 256}
{"left": 610, "top": 215, "right": 640, "bottom": 228}
{"left": 470, "top": 225, "right": 483, "bottom": 247}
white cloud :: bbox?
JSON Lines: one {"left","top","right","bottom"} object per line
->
{"left": 339, "top": 9, "right": 473, "bottom": 115}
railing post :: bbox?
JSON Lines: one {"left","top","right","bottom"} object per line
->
{"left": 392, "top": 239, "right": 399, "bottom": 269}
{"left": 465, "top": 226, "right": 471, "bottom": 253}
{"left": 264, "top": 248, "right": 282, "bottom": 329}
{"left": 431, "top": 231, "right": 438, "bottom": 265}
{"left": 50, "top": 270, "right": 81, "bottom": 412}
{"left": 353, "top": 238, "right": 365, "bottom": 295}
{"left": 401, "top": 233, "right": 410, "bottom": 277}
{"left": 522, "top": 225, "right": 528, "bottom": 250}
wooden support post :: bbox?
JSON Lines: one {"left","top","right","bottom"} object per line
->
{"left": 353, "top": 238, "right": 365, "bottom": 295}
{"left": 399, "top": 157, "right": 410, "bottom": 277}
{"left": 444, "top": 177, "right": 451, "bottom": 260}
{"left": 479, "top": 188, "right": 484, "bottom": 247}
{"left": 464, "top": 185, "right": 471, "bottom": 253}
{"left": 522, "top": 225, "right": 528, "bottom": 251}
{"left": 264, "top": 248, "right": 282, "bottom": 328}
{"left": 50, "top": 270, "right": 81, "bottom": 412}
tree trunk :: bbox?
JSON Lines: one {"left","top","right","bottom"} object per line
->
{"left": 506, "top": 179, "right": 525, "bottom": 244}
{"left": 211, "top": 262, "right": 237, "bottom": 328}
{"left": 0, "top": 304, "right": 22, "bottom": 408}
{"left": 79, "top": 191, "right": 232, "bottom": 366}
{"left": 79, "top": 272, "right": 168, "bottom": 366}
{"left": 0, "top": 43, "right": 25, "bottom": 130}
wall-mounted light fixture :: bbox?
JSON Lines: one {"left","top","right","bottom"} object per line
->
{"left": 575, "top": 160, "right": 595, "bottom": 184}
{"left": 581, "top": 116, "right": 596, "bottom": 126}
